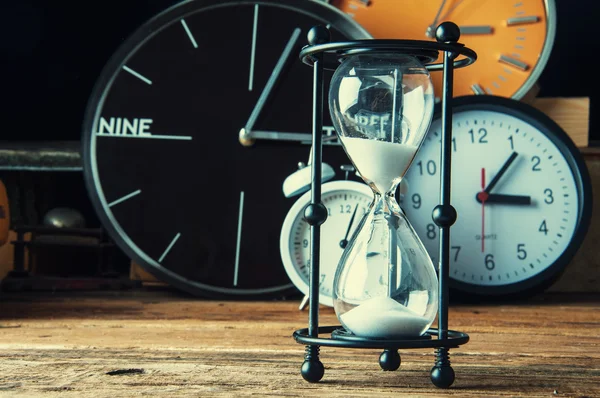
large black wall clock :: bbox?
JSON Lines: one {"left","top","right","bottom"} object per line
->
{"left": 81, "top": 0, "right": 371, "bottom": 298}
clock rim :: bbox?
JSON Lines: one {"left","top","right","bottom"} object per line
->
{"left": 80, "top": 0, "right": 372, "bottom": 298}
{"left": 437, "top": 95, "right": 593, "bottom": 298}
{"left": 512, "top": 0, "right": 557, "bottom": 100}
{"left": 279, "top": 180, "right": 374, "bottom": 306}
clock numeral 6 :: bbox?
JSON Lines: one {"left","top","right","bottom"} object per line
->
{"left": 485, "top": 254, "right": 495, "bottom": 270}
{"left": 517, "top": 243, "right": 527, "bottom": 260}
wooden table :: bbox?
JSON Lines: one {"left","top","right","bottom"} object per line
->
{"left": 0, "top": 289, "right": 598, "bottom": 397}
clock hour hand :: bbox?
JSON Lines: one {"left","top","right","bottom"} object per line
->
{"left": 475, "top": 193, "right": 531, "bottom": 205}
{"left": 340, "top": 203, "right": 359, "bottom": 249}
{"left": 239, "top": 28, "right": 302, "bottom": 146}
{"left": 484, "top": 151, "right": 518, "bottom": 193}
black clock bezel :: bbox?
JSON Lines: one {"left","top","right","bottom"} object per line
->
{"left": 435, "top": 95, "right": 593, "bottom": 300}
{"left": 81, "top": 0, "right": 370, "bottom": 299}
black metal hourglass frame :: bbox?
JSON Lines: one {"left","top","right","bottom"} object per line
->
{"left": 292, "top": 22, "right": 477, "bottom": 389}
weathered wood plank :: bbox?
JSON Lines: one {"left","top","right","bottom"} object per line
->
{"left": 0, "top": 291, "right": 598, "bottom": 397}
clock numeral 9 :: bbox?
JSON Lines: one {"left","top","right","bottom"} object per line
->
{"left": 416, "top": 160, "right": 437, "bottom": 176}
{"left": 411, "top": 193, "right": 421, "bottom": 209}
{"left": 468, "top": 128, "right": 488, "bottom": 144}
{"left": 485, "top": 254, "right": 495, "bottom": 270}
{"left": 531, "top": 156, "right": 542, "bottom": 171}
{"left": 426, "top": 223, "right": 436, "bottom": 240}
{"left": 303, "top": 239, "right": 309, "bottom": 248}
{"left": 517, "top": 243, "right": 527, "bottom": 260}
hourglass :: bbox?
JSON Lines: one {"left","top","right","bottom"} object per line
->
{"left": 293, "top": 22, "right": 477, "bottom": 388}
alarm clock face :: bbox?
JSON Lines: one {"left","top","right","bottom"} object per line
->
{"left": 280, "top": 180, "right": 373, "bottom": 306}
{"left": 402, "top": 96, "right": 591, "bottom": 297}
{"left": 330, "top": 0, "right": 556, "bottom": 100}
{"left": 82, "top": 0, "right": 370, "bottom": 298}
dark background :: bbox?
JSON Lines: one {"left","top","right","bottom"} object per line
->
{"left": 2, "top": 0, "right": 597, "bottom": 143}
{"left": 1, "top": 0, "right": 597, "bottom": 232}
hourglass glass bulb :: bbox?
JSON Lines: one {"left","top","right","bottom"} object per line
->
{"left": 329, "top": 54, "right": 434, "bottom": 194}
{"left": 328, "top": 53, "right": 438, "bottom": 339}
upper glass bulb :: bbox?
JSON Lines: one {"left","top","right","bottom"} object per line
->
{"left": 329, "top": 54, "right": 434, "bottom": 194}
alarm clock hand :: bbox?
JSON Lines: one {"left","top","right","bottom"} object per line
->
{"left": 240, "top": 28, "right": 301, "bottom": 145}
{"left": 484, "top": 151, "right": 518, "bottom": 193}
{"left": 476, "top": 193, "right": 532, "bottom": 205}
{"left": 340, "top": 203, "right": 359, "bottom": 249}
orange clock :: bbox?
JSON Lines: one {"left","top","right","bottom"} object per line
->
{"left": 330, "top": 0, "right": 556, "bottom": 100}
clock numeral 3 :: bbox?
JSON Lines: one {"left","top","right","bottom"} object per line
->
{"left": 544, "top": 188, "right": 554, "bottom": 204}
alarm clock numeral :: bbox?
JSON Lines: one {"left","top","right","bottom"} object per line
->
{"left": 539, "top": 220, "right": 548, "bottom": 235}
{"left": 517, "top": 244, "right": 527, "bottom": 260}
{"left": 508, "top": 135, "right": 514, "bottom": 150}
{"left": 411, "top": 193, "right": 422, "bottom": 209}
{"left": 416, "top": 160, "right": 437, "bottom": 176}
{"left": 451, "top": 246, "right": 461, "bottom": 262}
{"left": 531, "top": 156, "right": 542, "bottom": 171}
{"left": 485, "top": 254, "right": 495, "bottom": 270}
{"left": 468, "top": 128, "right": 488, "bottom": 144}
{"left": 544, "top": 189, "right": 554, "bottom": 204}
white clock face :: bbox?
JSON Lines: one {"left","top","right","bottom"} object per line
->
{"left": 402, "top": 109, "right": 580, "bottom": 289}
{"left": 280, "top": 181, "right": 373, "bottom": 306}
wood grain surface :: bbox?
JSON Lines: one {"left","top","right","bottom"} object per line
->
{"left": 0, "top": 289, "right": 598, "bottom": 397}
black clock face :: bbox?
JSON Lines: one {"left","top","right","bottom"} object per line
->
{"left": 82, "top": 0, "right": 370, "bottom": 298}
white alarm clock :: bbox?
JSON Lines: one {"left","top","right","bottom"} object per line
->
{"left": 280, "top": 180, "right": 373, "bottom": 307}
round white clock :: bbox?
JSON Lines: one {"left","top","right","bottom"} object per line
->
{"left": 280, "top": 180, "right": 373, "bottom": 306}
{"left": 402, "top": 95, "right": 592, "bottom": 298}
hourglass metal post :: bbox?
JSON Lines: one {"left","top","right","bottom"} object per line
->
{"left": 294, "top": 22, "right": 476, "bottom": 389}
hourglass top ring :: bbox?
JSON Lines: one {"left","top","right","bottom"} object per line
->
{"left": 300, "top": 22, "right": 477, "bottom": 72}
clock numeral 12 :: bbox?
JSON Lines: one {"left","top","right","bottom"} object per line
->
{"left": 469, "top": 128, "right": 488, "bottom": 143}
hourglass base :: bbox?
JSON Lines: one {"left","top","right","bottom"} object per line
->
{"left": 293, "top": 326, "right": 468, "bottom": 388}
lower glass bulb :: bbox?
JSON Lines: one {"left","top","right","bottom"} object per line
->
{"left": 332, "top": 195, "right": 438, "bottom": 339}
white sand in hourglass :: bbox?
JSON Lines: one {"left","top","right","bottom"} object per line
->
{"left": 340, "top": 296, "right": 430, "bottom": 338}
{"left": 339, "top": 137, "right": 418, "bottom": 193}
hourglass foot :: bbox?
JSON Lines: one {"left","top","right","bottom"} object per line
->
{"left": 430, "top": 348, "right": 455, "bottom": 388}
{"left": 378, "top": 349, "right": 401, "bottom": 371}
{"left": 301, "top": 345, "right": 324, "bottom": 382}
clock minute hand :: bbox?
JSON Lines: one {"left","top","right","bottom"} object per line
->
{"left": 239, "top": 28, "right": 301, "bottom": 145}
{"left": 484, "top": 151, "right": 518, "bottom": 193}
{"left": 340, "top": 203, "right": 359, "bottom": 249}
